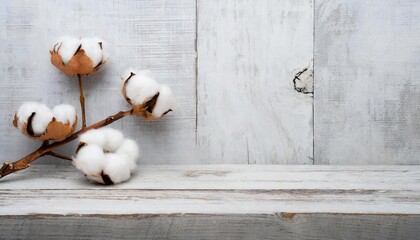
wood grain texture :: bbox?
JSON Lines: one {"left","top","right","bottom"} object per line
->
{"left": 314, "top": 0, "right": 420, "bottom": 164}
{"left": 1, "top": 214, "right": 419, "bottom": 240}
{"left": 1, "top": 165, "right": 419, "bottom": 215}
{"left": 197, "top": 0, "right": 314, "bottom": 164}
{"left": 0, "top": 0, "right": 197, "bottom": 164}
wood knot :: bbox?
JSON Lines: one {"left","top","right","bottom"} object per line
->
{"left": 281, "top": 212, "right": 296, "bottom": 219}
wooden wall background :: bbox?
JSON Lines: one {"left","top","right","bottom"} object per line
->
{"left": 0, "top": 0, "right": 418, "bottom": 165}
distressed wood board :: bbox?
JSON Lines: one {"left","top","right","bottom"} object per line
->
{"left": 1, "top": 0, "right": 420, "bottom": 167}
{"left": 0, "top": 0, "right": 315, "bottom": 165}
{"left": 0, "top": 0, "right": 197, "bottom": 164}
{"left": 314, "top": 0, "right": 420, "bottom": 164}
{"left": 197, "top": 0, "right": 314, "bottom": 164}
{"left": 1, "top": 214, "right": 419, "bottom": 240}
{"left": 1, "top": 165, "right": 419, "bottom": 239}
{"left": 1, "top": 165, "right": 419, "bottom": 215}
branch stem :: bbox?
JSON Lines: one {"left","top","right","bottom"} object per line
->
{"left": 77, "top": 74, "right": 87, "bottom": 128}
{"left": 0, "top": 109, "right": 133, "bottom": 179}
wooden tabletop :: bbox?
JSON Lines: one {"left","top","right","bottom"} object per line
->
{"left": 1, "top": 165, "right": 419, "bottom": 215}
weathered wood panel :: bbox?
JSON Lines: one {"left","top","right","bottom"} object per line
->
{"left": 314, "top": 0, "right": 420, "bottom": 164}
{"left": 1, "top": 165, "right": 419, "bottom": 191}
{"left": 0, "top": 0, "right": 197, "bottom": 164}
{"left": 1, "top": 214, "right": 419, "bottom": 240}
{"left": 1, "top": 165, "right": 420, "bottom": 238}
{"left": 1, "top": 165, "right": 419, "bottom": 215}
{"left": 197, "top": 0, "right": 314, "bottom": 164}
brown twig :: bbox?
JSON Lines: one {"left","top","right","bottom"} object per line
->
{"left": 77, "top": 74, "right": 87, "bottom": 128}
{"left": 46, "top": 152, "right": 73, "bottom": 161}
{"left": 0, "top": 109, "right": 133, "bottom": 179}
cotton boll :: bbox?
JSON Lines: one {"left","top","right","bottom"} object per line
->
{"left": 115, "top": 139, "right": 139, "bottom": 171}
{"left": 103, "top": 153, "right": 131, "bottom": 184}
{"left": 102, "top": 128, "right": 124, "bottom": 152}
{"left": 57, "top": 36, "right": 81, "bottom": 64}
{"left": 80, "top": 37, "right": 103, "bottom": 67}
{"left": 73, "top": 144, "right": 105, "bottom": 175}
{"left": 152, "top": 85, "right": 175, "bottom": 118}
{"left": 125, "top": 72, "right": 160, "bottom": 105}
{"left": 79, "top": 129, "right": 107, "bottom": 148}
{"left": 53, "top": 104, "right": 76, "bottom": 125}
{"left": 16, "top": 102, "right": 41, "bottom": 130}
{"left": 30, "top": 104, "right": 54, "bottom": 135}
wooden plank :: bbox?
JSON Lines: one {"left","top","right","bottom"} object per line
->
{"left": 1, "top": 165, "right": 419, "bottom": 215}
{"left": 1, "top": 165, "right": 419, "bottom": 190}
{"left": 314, "top": 0, "right": 420, "bottom": 164}
{"left": 0, "top": 0, "right": 197, "bottom": 164}
{"left": 1, "top": 214, "right": 419, "bottom": 240}
{"left": 197, "top": 0, "right": 314, "bottom": 164}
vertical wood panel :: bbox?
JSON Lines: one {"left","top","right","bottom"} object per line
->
{"left": 314, "top": 0, "right": 420, "bottom": 164}
{"left": 197, "top": 0, "right": 314, "bottom": 164}
{"left": 0, "top": 0, "right": 197, "bottom": 164}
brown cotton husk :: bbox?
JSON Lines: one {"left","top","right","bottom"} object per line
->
{"left": 13, "top": 114, "right": 77, "bottom": 142}
{"left": 131, "top": 93, "right": 161, "bottom": 120}
{"left": 38, "top": 117, "right": 78, "bottom": 142}
{"left": 121, "top": 72, "right": 135, "bottom": 105}
{"left": 50, "top": 47, "right": 106, "bottom": 77}
{"left": 13, "top": 113, "right": 41, "bottom": 139}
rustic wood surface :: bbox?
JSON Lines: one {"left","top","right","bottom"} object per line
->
{"left": 0, "top": 0, "right": 318, "bottom": 165}
{"left": 1, "top": 0, "right": 419, "bottom": 165}
{"left": 197, "top": 0, "right": 314, "bottom": 164}
{"left": 1, "top": 165, "right": 419, "bottom": 215}
{"left": 0, "top": 0, "right": 197, "bottom": 164}
{"left": 1, "top": 214, "right": 419, "bottom": 240}
{"left": 314, "top": 0, "right": 420, "bottom": 164}
{"left": 1, "top": 165, "right": 419, "bottom": 239}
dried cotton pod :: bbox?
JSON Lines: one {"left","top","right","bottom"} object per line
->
{"left": 73, "top": 128, "right": 139, "bottom": 185}
{"left": 50, "top": 36, "right": 109, "bottom": 76}
{"left": 13, "top": 102, "right": 77, "bottom": 141}
{"left": 121, "top": 70, "right": 175, "bottom": 120}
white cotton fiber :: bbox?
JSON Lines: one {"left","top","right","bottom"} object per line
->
{"left": 16, "top": 102, "right": 41, "bottom": 131}
{"left": 102, "top": 128, "right": 124, "bottom": 152}
{"left": 115, "top": 139, "right": 139, "bottom": 171}
{"left": 152, "top": 85, "right": 175, "bottom": 118}
{"left": 101, "top": 47, "right": 110, "bottom": 63}
{"left": 124, "top": 71, "right": 161, "bottom": 105}
{"left": 74, "top": 128, "right": 140, "bottom": 184}
{"left": 30, "top": 104, "right": 54, "bottom": 135}
{"left": 73, "top": 144, "right": 105, "bottom": 175}
{"left": 103, "top": 153, "right": 131, "bottom": 184}
{"left": 79, "top": 129, "right": 107, "bottom": 148}
{"left": 80, "top": 37, "right": 104, "bottom": 67}
{"left": 53, "top": 104, "right": 76, "bottom": 125}
{"left": 57, "top": 36, "right": 81, "bottom": 65}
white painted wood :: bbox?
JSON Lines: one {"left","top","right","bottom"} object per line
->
{"left": 1, "top": 165, "right": 419, "bottom": 190}
{"left": 1, "top": 214, "right": 419, "bottom": 240}
{"left": 197, "top": 0, "right": 314, "bottom": 164}
{"left": 0, "top": 0, "right": 197, "bottom": 164}
{"left": 1, "top": 165, "right": 419, "bottom": 215}
{"left": 314, "top": 0, "right": 420, "bottom": 164}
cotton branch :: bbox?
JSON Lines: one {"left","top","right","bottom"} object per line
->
{"left": 0, "top": 109, "right": 133, "bottom": 179}
{"left": 77, "top": 74, "right": 87, "bottom": 128}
